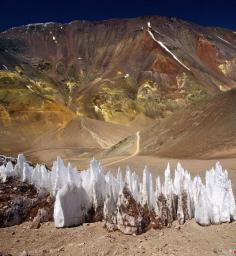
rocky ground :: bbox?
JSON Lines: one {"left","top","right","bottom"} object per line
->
{"left": 0, "top": 220, "right": 235, "bottom": 256}
{"left": 0, "top": 176, "right": 54, "bottom": 228}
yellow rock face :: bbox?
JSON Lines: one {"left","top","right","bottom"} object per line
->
{"left": 176, "top": 72, "right": 188, "bottom": 89}
{"left": 137, "top": 81, "right": 159, "bottom": 100}
{"left": 219, "top": 58, "right": 236, "bottom": 77}
{"left": 0, "top": 70, "right": 75, "bottom": 154}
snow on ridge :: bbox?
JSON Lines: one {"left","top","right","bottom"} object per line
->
{"left": 217, "top": 35, "right": 234, "bottom": 47}
{"left": 157, "top": 39, "right": 190, "bottom": 70}
{"left": 0, "top": 154, "right": 235, "bottom": 233}
{"left": 52, "top": 36, "right": 57, "bottom": 43}
{"left": 147, "top": 22, "right": 152, "bottom": 29}
{"left": 25, "top": 22, "right": 57, "bottom": 28}
{"left": 2, "top": 65, "right": 8, "bottom": 70}
{"left": 147, "top": 23, "right": 191, "bottom": 71}
{"left": 147, "top": 21, "right": 161, "bottom": 35}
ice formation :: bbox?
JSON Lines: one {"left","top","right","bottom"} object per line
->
{"left": 0, "top": 154, "right": 235, "bottom": 234}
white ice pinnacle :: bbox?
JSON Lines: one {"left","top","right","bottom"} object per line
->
{"left": 0, "top": 154, "right": 235, "bottom": 230}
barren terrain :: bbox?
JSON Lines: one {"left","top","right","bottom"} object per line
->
{"left": 0, "top": 219, "right": 236, "bottom": 256}
{"left": 0, "top": 16, "right": 236, "bottom": 256}
{"left": 1, "top": 157, "right": 236, "bottom": 256}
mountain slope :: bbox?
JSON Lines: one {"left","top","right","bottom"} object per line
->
{"left": 0, "top": 16, "right": 236, "bottom": 160}
{"left": 104, "top": 89, "right": 236, "bottom": 159}
{"left": 1, "top": 16, "right": 236, "bottom": 125}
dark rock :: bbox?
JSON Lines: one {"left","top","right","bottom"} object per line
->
{"left": 0, "top": 177, "right": 54, "bottom": 228}
{"left": 30, "top": 214, "right": 41, "bottom": 229}
{"left": 30, "top": 207, "right": 51, "bottom": 229}
{"left": 177, "top": 190, "right": 193, "bottom": 225}
{"left": 105, "top": 185, "right": 151, "bottom": 235}
{"left": 0, "top": 252, "right": 12, "bottom": 256}
{"left": 155, "top": 193, "right": 177, "bottom": 228}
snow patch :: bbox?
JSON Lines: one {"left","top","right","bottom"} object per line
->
{"left": 25, "top": 22, "right": 56, "bottom": 28}
{"left": 2, "top": 65, "right": 8, "bottom": 70}
{"left": 147, "top": 29, "right": 191, "bottom": 71}
{"left": 50, "top": 33, "right": 58, "bottom": 44}
{"left": 217, "top": 36, "right": 234, "bottom": 47}
{"left": 147, "top": 22, "right": 161, "bottom": 35}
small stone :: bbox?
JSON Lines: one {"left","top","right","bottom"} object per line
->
{"left": 19, "top": 250, "right": 30, "bottom": 256}
{"left": 58, "top": 247, "right": 64, "bottom": 252}
{"left": 175, "top": 225, "right": 181, "bottom": 230}
{"left": 30, "top": 216, "right": 40, "bottom": 229}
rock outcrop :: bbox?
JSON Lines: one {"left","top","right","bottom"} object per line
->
{"left": 0, "top": 156, "right": 54, "bottom": 228}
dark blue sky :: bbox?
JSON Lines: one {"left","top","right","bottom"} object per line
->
{"left": 1, "top": 0, "right": 236, "bottom": 32}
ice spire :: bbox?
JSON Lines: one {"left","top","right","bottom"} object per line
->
{"left": 0, "top": 154, "right": 235, "bottom": 232}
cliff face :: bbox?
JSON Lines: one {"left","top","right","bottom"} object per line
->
{"left": 1, "top": 16, "right": 236, "bottom": 125}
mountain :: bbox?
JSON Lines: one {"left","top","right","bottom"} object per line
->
{"left": 0, "top": 16, "right": 236, "bottom": 162}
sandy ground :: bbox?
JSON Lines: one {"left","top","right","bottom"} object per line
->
{"left": 0, "top": 219, "right": 235, "bottom": 256}
{"left": 0, "top": 157, "right": 236, "bottom": 256}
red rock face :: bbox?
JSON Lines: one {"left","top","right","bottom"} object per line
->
{"left": 152, "top": 57, "right": 179, "bottom": 74}
{"left": 196, "top": 38, "right": 220, "bottom": 72}
{"left": 1, "top": 17, "right": 235, "bottom": 84}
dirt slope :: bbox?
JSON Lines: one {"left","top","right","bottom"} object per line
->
{"left": 22, "top": 117, "right": 136, "bottom": 165}
{"left": 0, "top": 220, "right": 235, "bottom": 256}
{"left": 104, "top": 89, "right": 236, "bottom": 159}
